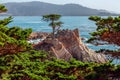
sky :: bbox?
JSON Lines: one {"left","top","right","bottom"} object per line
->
{"left": 0, "top": 0, "right": 120, "bottom": 13}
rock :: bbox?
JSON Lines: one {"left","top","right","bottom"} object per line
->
{"left": 57, "top": 29, "right": 107, "bottom": 63}
{"left": 28, "top": 32, "right": 49, "bottom": 40}
{"left": 33, "top": 39, "right": 73, "bottom": 61}
{"left": 33, "top": 29, "right": 108, "bottom": 63}
{"left": 50, "top": 39, "right": 73, "bottom": 61}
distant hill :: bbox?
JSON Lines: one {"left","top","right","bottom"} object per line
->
{"left": 2, "top": 1, "right": 119, "bottom": 16}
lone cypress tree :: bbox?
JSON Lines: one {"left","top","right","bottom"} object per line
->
{"left": 42, "top": 14, "right": 63, "bottom": 39}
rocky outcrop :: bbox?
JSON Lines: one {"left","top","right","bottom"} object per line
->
{"left": 33, "top": 29, "right": 108, "bottom": 63}
{"left": 56, "top": 29, "right": 107, "bottom": 63}
{"left": 33, "top": 39, "right": 73, "bottom": 61}
{"left": 28, "top": 32, "right": 49, "bottom": 40}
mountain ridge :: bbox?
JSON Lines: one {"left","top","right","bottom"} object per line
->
{"left": 2, "top": 1, "right": 119, "bottom": 16}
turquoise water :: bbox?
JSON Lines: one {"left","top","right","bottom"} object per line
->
{"left": 0, "top": 16, "right": 120, "bottom": 51}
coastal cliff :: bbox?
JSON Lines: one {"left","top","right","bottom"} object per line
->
{"left": 33, "top": 29, "right": 107, "bottom": 63}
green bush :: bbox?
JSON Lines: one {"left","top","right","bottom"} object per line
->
{"left": 0, "top": 50, "right": 120, "bottom": 80}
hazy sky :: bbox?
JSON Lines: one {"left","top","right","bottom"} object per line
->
{"left": 1, "top": 0, "right": 120, "bottom": 13}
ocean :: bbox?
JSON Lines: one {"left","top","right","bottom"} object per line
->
{"left": 0, "top": 16, "right": 120, "bottom": 51}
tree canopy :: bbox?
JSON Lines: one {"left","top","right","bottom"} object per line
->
{"left": 0, "top": 50, "right": 120, "bottom": 80}
{"left": 42, "top": 14, "right": 63, "bottom": 39}
{"left": 0, "top": 16, "right": 13, "bottom": 26}
{"left": 42, "top": 14, "right": 61, "bottom": 21}
{"left": 87, "top": 16, "right": 120, "bottom": 59}
{"left": 89, "top": 16, "right": 120, "bottom": 32}
{"left": 87, "top": 16, "right": 120, "bottom": 45}
{"left": 0, "top": 5, "right": 7, "bottom": 13}
{"left": 0, "top": 5, "right": 32, "bottom": 55}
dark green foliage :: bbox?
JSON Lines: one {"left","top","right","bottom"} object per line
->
{"left": 87, "top": 16, "right": 120, "bottom": 43}
{"left": 89, "top": 16, "right": 101, "bottom": 21}
{"left": 0, "top": 5, "right": 7, "bottom": 13}
{"left": 90, "top": 28, "right": 109, "bottom": 36}
{"left": 42, "top": 14, "right": 61, "bottom": 21}
{"left": 0, "top": 25, "right": 32, "bottom": 49}
{"left": 42, "top": 14, "right": 63, "bottom": 39}
{"left": 0, "top": 5, "right": 32, "bottom": 54}
{"left": 0, "top": 16, "right": 13, "bottom": 26}
{"left": 86, "top": 37, "right": 96, "bottom": 43}
{"left": 0, "top": 50, "right": 120, "bottom": 80}
{"left": 0, "top": 31, "right": 16, "bottom": 46}
{"left": 6, "top": 27, "right": 32, "bottom": 40}
{"left": 0, "top": 25, "right": 9, "bottom": 33}
{"left": 89, "top": 16, "right": 120, "bottom": 32}
{"left": 87, "top": 28, "right": 109, "bottom": 43}
{"left": 0, "top": 50, "right": 48, "bottom": 80}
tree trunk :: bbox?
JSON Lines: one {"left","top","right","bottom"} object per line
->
{"left": 53, "top": 27, "right": 55, "bottom": 39}
{"left": 52, "top": 20, "right": 55, "bottom": 39}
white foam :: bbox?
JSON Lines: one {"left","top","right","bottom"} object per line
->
{"left": 28, "top": 39, "right": 43, "bottom": 44}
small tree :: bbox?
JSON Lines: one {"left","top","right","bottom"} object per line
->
{"left": 42, "top": 14, "right": 63, "bottom": 39}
